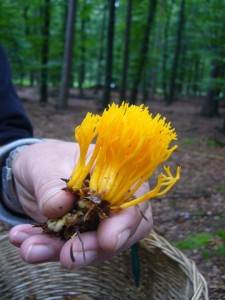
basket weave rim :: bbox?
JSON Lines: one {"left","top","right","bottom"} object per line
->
{"left": 141, "top": 230, "right": 209, "bottom": 300}
{"left": 0, "top": 230, "right": 209, "bottom": 300}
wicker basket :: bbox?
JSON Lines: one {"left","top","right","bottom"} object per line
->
{"left": 0, "top": 230, "right": 208, "bottom": 300}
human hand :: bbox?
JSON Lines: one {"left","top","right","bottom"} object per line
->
{"left": 8, "top": 140, "right": 153, "bottom": 269}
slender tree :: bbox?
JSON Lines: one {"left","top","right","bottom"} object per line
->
{"left": 147, "top": 0, "right": 163, "bottom": 101}
{"left": 101, "top": 0, "right": 116, "bottom": 109}
{"left": 78, "top": 1, "right": 87, "bottom": 99}
{"left": 119, "top": 0, "right": 132, "bottom": 103}
{"left": 192, "top": 56, "right": 201, "bottom": 96}
{"left": 166, "top": 0, "right": 186, "bottom": 105}
{"left": 200, "top": 1, "right": 225, "bottom": 117}
{"left": 95, "top": 4, "right": 107, "bottom": 94}
{"left": 141, "top": 68, "right": 150, "bottom": 103}
{"left": 201, "top": 60, "right": 222, "bottom": 117}
{"left": 39, "top": 0, "right": 51, "bottom": 104}
{"left": 129, "top": 0, "right": 157, "bottom": 104}
{"left": 223, "top": 118, "right": 225, "bottom": 135}
{"left": 161, "top": 1, "right": 173, "bottom": 101}
{"left": 57, "top": 0, "right": 77, "bottom": 109}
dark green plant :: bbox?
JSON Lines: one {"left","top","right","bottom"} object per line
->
{"left": 176, "top": 232, "right": 211, "bottom": 251}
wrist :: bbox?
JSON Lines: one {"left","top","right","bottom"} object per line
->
{"left": 0, "top": 138, "right": 43, "bottom": 225}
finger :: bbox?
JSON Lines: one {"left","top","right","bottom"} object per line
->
{"left": 97, "top": 200, "right": 151, "bottom": 252}
{"left": 13, "top": 179, "right": 47, "bottom": 222}
{"left": 60, "top": 203, "right": 152, "bottom": 269}
{"left": 13, "top": 141, "right": 78, "bottom": 219}
{"left": 19, "top": 234, "right": 65, "bottom": 263}
{"left": 60, "top": 232, "right": 102, "bottom": 269}
{"left": 26, "top": 143, "right": 77, "bottom": 218}
{"left": 8, "top": 224, "right": 43, "bottom": 247}
{"left": 39, "top": 185, "right": 76, "bottom": 219}
{"left": 30, "top": 142, "right": 96, "bottom": 218}
{"left": 118, "top": 203, "right": 153, "bottom": 252}
{"left": 96, "top": 180, "right": 151, "bottom": 252}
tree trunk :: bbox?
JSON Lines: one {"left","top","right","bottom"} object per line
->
{"left": 129, "top": 0, "right": 157, "bottom": 104}
{"left": 166, "top": 0, "right": 186, "bottom": 105}
{"left": 102, "top": 0, "right": 116, "bottom": 109}
{"left": 162, "top": 2, "right": 173, "bottom": 102}
{"left": 94, "top": 4, "right": 107, "bottom": 94}
{"left": 201, "top": 60, "right": 220, "bottom": 117}
{"left": 148, "top": 2, "right": 163, "bottom": 102}
{"left": 119, "top": 0, "right": 132, "bottom": 103}
{"left": 57, "top": 0, "right": 77, "bottom": 109}
{"left": 176, "top": 44, "right": 186, "bottom": 97}
{"left": 192, "top": 57, "right": 200, "bottom": 96}
{"left": 222, "top": 118, "right": 225, "bottom": 135}
{"left": 78, "top": 2, "right": 87, "bottom": 99}
{"left": 201, "top": 9, "right": 225, "bottom": 119}
{"left": 39, "top": 0, "right": 51, "bottom": 104}
{"left": 141, "top": 68, "right": 150, "bottom": 103}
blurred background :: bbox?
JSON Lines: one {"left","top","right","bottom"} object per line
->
{"left": 0, "top": 0, "right": 224, "bottom": 116}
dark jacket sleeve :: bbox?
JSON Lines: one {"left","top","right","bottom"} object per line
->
{"left": 0, "top": 45, "right": 33, "bottom": 145}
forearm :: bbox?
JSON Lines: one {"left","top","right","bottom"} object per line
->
{"left": 0, "top": 45, "right": 33, "bottom": 146}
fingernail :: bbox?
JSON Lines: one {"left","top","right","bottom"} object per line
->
{"left": 115, "top": 229, "right": 131, "bottom": 251}
{"left": 11, "top": 230, "right": 30, "bottom": 244}
{"left": 67, "top": 250, "right": 97, "bottom": 269}
{"left": 25, "top": 244, "right": 55, "bottom": 263}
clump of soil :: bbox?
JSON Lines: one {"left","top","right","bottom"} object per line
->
{"left": 35, "top": 176, "right": 111, "bottom": 241}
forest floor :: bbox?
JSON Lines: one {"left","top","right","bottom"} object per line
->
{"left": 2, "top": 87, "right": 225, "bottom": 299}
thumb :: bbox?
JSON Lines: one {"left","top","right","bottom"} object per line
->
{"left": 12, "top": 141, "right": 78, "bottom": 220}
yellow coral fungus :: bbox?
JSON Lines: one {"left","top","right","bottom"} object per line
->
{"left": 67, "top": 102, "right": 180, "bottom": 210}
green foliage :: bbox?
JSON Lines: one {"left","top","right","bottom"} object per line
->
{"left": 207, "top": 137, "right": 218, "bottom": 147}
{"left": 177, "top": 232, "right": 211, "bottom": 250}
{"left": 176, "top": 230, "right": 225, "bottom": 260}
{"left": 181, "top": 136, "right": 225, "bottom": 148}
{"left": 216, "top": 229, "right": 225, "bottom": 242}
{"left": 215, "top": 185, "right": 225, "bottom": 193}
{"left": 0, "top": 0, "right": 225, "bottom": 105}
{"left": 216, "top": 244, "right": 225, "bottom": 256}
{"left": 180, "top": 137, "right": 203, "bottom": 146}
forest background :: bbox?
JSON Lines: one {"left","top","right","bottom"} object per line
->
{"left": 0, "top": 0, "right": 225, "bottom": 299}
